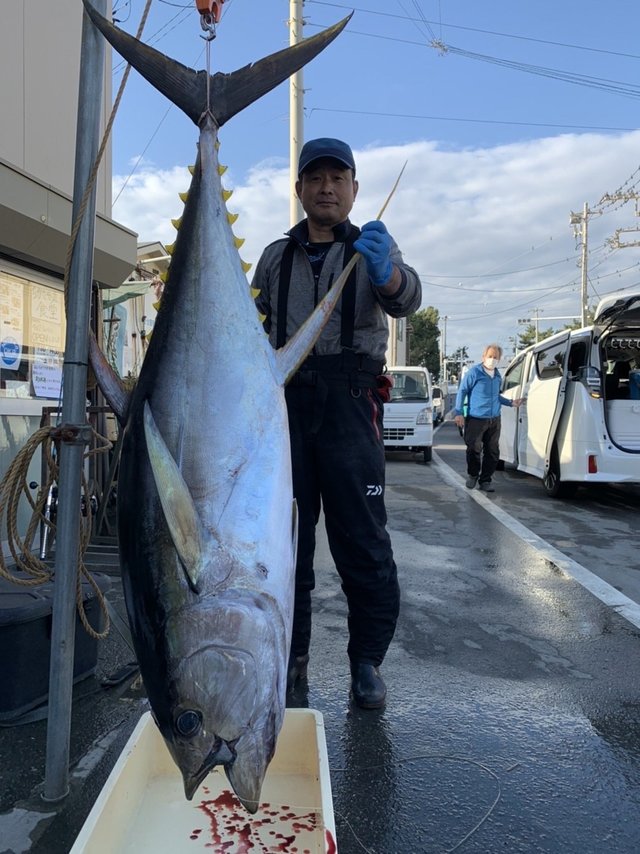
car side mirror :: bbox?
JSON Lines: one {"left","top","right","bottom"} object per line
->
{"left": 577, "top": 365, "right": 601, "bottom": 398}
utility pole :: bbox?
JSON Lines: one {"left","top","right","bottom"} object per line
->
{"left": 518, "top": 308, "right": 543, "bottom": 343}
{"left": 570, "top": 202, "right": 602, "bottom": 327}
{"left": 603, "top": 192, "right": 640, "bottom": 249}
{"left": 289, "top": 0, "right": 304, "bottom": 226}
{"left": 440, "top": 315, "right": 447, "bottom": 382}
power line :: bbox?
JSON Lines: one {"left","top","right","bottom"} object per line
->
{"left": 306, "top": 106, "right": 635, "bottom": 134}
{"left": 307, "top": 1, "right": 640, "bottom": 62}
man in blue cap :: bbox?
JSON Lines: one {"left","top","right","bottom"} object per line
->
{"left": 253, "top": 138, "right": 421, "bottom": 709}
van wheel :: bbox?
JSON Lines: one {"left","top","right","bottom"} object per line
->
{"left": 543, "top": 454, "right": 577, "bottom": 498}
{"left": 423, "top": 447, "right": 432, "bottom": 464}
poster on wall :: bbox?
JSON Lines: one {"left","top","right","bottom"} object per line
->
{"left": 30, "top": 285, "right": 64, "bottom": 351}
{"left": 32, "top": 347, "right": 63, "bottom": 399}
{"left": 0, "top": 273, "right": 25, "bottom": 370}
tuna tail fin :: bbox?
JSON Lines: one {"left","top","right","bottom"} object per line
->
{"left": 82, "top": 1, "right": 351, "bottom": 127}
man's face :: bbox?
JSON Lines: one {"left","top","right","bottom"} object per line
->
{"left": 296, "top": 159, "right": 358, "bottom": 230}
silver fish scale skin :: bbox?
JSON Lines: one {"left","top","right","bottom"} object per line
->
{"left": 117, "top": 119, "right": 294, "bottom": 809}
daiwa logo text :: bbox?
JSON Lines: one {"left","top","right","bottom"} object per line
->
{"left": 366, "top": 484, "right": 383, "bottom": 496}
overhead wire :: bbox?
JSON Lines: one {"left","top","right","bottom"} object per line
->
{"left": 307, "top": 1, "right": 640, "bottom": 62}
{"left": 111, "top": 1, "right": 640, "bottom": 334}
{"left": 306, "top": 106, "right": 635, "bottom": 134}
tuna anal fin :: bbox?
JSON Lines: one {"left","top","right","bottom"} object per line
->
{"left": 275, "top": 255, "right": 360, "bottom": 384}
{"left": 143, "top": 402, "right": 207, "bottom": 593}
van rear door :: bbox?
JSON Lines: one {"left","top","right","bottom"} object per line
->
{"left": 517, "top": 332, "right": 571, "bottom": 476}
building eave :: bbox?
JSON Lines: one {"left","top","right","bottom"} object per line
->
{"left": 0, "top": 157, "right": 137, "bottom": 288}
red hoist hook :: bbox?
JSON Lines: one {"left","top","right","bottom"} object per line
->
{"left": 195, "top": 0, "right": 224, "bottom": 39}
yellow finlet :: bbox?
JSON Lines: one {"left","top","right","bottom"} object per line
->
{"left": 188, "top": 165, "right": 195, "bottom": 175}
{"left": 258, "top": 312, "right": 267, "bottom": 323}
{"left": 218, "top": 164, "right": 228, "bottom": 176}
{"left": 152, "top": 300, "right": 162, "bottom": 311}
{"left": 227, "top": 212, "right": 239, "bottom": 225}
{"left": 241, "top": 260, "right": 253, "bottom": 273}
{"left": 159, "top": 271, "right": 168, "bottom": 283}
{"left": 250, "top": 287, "right": 260, "bottom": 299}
{"left": 171, "top": 217, "right": 182, "bottom": 230}
{"left": 179, "top": 191, "right": 189, "bottom": 203}
{"left": 233, "top": 236, "right": 245, "bottom": 249}
{"left": 222, "top": 189, "right": 233, "bottom": 202}
{"left": 165, "top": 242, "right": 175, "bottom": 255}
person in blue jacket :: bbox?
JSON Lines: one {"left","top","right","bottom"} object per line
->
{"left": 453, "top": 344, "right": 525, "bottom": 492}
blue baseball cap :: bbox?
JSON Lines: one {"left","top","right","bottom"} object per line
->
{"left": 298, "top": 138, "right": 356, "bottom": 176}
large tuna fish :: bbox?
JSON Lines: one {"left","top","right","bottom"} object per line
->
{"left": 82, "top": 2, "right": 351, "bottom": 812}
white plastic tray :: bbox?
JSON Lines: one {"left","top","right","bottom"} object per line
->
{"left": 70, "top": 708, "right": 337, "bottom": 853}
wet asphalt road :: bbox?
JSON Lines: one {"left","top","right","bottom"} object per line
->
{"left": 433, "top": 420, "right": 640, "bottom": 608}
{"left": 2, "top": 424, "right": 640, "bottom": 853}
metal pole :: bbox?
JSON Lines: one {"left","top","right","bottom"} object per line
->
{"left": 580, "top": 201, "right": 589, "bottom": 327}
{"left": 441, "top": 316, "right": 447, "bottom": 382}
{"left": 289, "top": 0, "right": 304, "bottom": 226}
{"left": 43, "top": 0, "right": 106, "bottom": 802}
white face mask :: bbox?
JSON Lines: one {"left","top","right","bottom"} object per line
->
{"left": 483, "top": 356, "right": 498, "bottom": 369}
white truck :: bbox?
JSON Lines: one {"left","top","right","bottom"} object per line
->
{"left": 383, "top": 366, "right": 434, "bottom": 464}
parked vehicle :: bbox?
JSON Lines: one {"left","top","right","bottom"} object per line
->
{"left": 431, "top": 385, "right": 444, "bottom": 424}
{"left": 383, "top": 366, "right": 433, "bottom": 463}
{"left": 499, "top": 291, "right": 640, "bottom": 497}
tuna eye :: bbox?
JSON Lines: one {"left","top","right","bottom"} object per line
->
{"left": 176, "top": 710, "right": 202, "bottom": 737}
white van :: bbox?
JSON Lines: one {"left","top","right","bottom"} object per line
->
{"left": 383, "top": 366, "right": 433, "bottom": 463}
{"left": 499, "top": 291, "right": 640, "bottom": 497}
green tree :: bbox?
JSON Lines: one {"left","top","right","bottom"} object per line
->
{"left": 408, "top": 307, "right": 440, "bottom": 376}
{"left": 517, "top": 324, "right": 556, "bottom": 350}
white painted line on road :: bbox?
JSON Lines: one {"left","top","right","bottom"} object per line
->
{"left": 433, "top": 450, "right": 640, "bottom": 632}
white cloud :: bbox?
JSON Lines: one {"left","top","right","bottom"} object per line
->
{"left": 112, "top": 130, "right": 640, "bottom": 366}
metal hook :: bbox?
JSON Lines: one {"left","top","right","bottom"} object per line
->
{"left": 199, "top": 13, "right": 217, "bottom": 41}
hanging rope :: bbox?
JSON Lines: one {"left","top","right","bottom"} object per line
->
{"left": 0, "top": 0, "right": 154, "bottom": 638}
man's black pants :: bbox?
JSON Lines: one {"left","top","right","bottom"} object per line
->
{"left": 464, "top": 415, "right": 501, "bottom": 484}
{"left": 285, "top": 375, "right": 400, "bottom": 668}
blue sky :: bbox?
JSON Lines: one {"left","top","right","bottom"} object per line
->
{"left": 108, "top": 1, "right": 640, "bottom": 363}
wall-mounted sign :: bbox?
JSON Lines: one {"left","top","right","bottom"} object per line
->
{"left": 32, "top": 347, "right": 63, "bottom": 399}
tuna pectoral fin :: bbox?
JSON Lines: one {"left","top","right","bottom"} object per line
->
{"left": 82, "top": 0, "right": 350, "bottom": 128}
{"left": 143, "top": 402, "right": 207, "bottom": 593}
{"left": 275, "top": 255, "right": 360, "bottom": 384}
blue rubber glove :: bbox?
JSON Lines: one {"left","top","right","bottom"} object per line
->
{"left": 354, "top": 220, "right": 394, "bottom": 286}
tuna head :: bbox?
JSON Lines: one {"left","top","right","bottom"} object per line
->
{"left": 152, "top": 591, "right": 287, "bottom": 813}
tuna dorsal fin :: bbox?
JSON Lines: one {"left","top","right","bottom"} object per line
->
{"left": 275, "top": 255, "right": 360, "bottom": 384}
{"left": 88, "top": 330, "right": 129, "bottom": 424}
{"left": 143, "top": 401, "right": 208, "bottom": 593}
{"left": 82, "top": 1, "right": 351, "bottom": 127}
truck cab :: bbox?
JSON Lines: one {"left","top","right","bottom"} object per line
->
{"left": 383, "top": 366, "right": 433, "bottom": 464}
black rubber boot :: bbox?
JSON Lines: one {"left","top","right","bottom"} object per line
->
{"left": 286, "top": 654, "right": 309, "bottom": 694}
{"left": 350, "top": 662, "right": 387, "bottom": 709}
